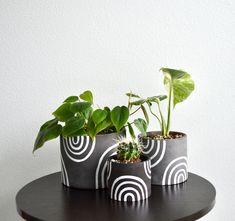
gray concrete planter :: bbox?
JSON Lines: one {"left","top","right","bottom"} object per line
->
{"left": 107, "top": 155, "right": 151, "bottom": 202}
{"left": 60, "top": 131, "right": 125, "bottom": 189}
{"left": 138, "top": 131, "right": 188, "bottom": 185}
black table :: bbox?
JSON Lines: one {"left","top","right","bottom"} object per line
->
{"left": 16, "top": 172, "right": 216, "bottom": 221}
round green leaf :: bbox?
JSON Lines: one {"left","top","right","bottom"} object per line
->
{"left": 92, "top": 109, "right": 108, "bottom": 125}
{"left": 52, "top": 103, "right": 74, "bottom": 122}
{"left": 63, "top": 96, "right": 79, "bottom": 103}
{"left": 70, "top": 102, "right": 92, "bottom": 113}
{"left": 62, "top": 117, "right": 85, "bottom": 136}
{"left": 79, "top": 90, "right": 93, "bottom": 103}
{"left": 111, "top": 106, "right": 129, "bottom": 133}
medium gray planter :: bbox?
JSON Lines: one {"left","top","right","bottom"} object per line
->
{"left": 107, "top": 155, "right": 151, "bottom": 202}
{"left": 60, "top": 131, "right": 125, "bottom": 189}
{"left": 138, "top": 131, "right": 188, "bottom": 185}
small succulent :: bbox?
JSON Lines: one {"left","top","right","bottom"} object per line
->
{"left": 117, "top": 140, "right": 141, "bottom": 163}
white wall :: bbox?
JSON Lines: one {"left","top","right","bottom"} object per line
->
{"left": 0, "top": 0, "right": 234, "bottom": 220}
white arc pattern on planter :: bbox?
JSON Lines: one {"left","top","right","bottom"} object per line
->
{"left": 62, "top": 136, "right": 96, "bottom": 162}
{"left": 141, "top": 139, "right": 166, "bottom": 168}
{"left": 143, "top": 161, "right": 151, "bottom": 179}
{"left": 95, "top": 143, "right": 118, "bottom": 189}
{"left": 61, "top": 154, "right": 69, "bottom": 186}
{"left": 162, "top": 156, "right": 188, "bottom": 185}
{"left": 110, "top": 175, "right": 148, "bottom": 201}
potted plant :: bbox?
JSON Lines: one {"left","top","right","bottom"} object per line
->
{"left": 107, "top": 138, "right": 151, "bottom": 202}
{"left": 128, "top": 68, "right": 195, "bottom": 185}
{"left": 33, "top": 90, "right": 147, "bottom": 189}
{"left": 33, "top": 90, "right": 130, "bottom": 189}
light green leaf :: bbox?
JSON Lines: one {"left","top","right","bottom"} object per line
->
{"left": 161, "top": 68, "right": 187, "bottom": 80}
{"left": 63, "top": 96, "right": 79, "bottom": 103}
{"left": 134, "top": 118, "right": 147, "bottom": 136}
{"left": 92, "top": 109, "right": 108, "bottom": 125}
{"left": 111, "top": 106, "right": 129, "bottom": 133}
{"left": 126, "top": 92, "right": 140, "bottom": 98}
{"left": 147, "top": 95, "right": 167, "bottom": 104}
{"left": 163, "top": 69, "right": 195, "bottom": 107}
{"left": 52, "top": 103, "right": 74, "bottom": 122}
{"left": 70, "top": 102, "right": 92, "bottom": 113}
{"left": 79, "top": 90, "right": 93, "bottom": 103}
{"left": 130, "top": 99, "right": 146, "bottom": 106}
{"left": 140, "top": 105, "right": 149, "bottom": 125}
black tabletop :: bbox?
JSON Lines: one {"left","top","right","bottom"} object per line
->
{"left": 16, "top": 172, "right": 216, "bottom": 221}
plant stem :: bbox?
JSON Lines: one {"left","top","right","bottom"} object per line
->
{"left": 166, "top": 83, "right": 173, "bottom": 136}
{"left": 147, "top": 103, "right": 162, "bottom": 130}
{"left": 157, "top": 102, "right": 166, "bottom": 136}
{"left": 130, "top": 107, "right": 141, "bottom": 116}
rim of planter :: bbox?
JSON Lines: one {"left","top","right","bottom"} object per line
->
{"left": 138, "top": 131, "right": 187, "bottom": 140}
{"left": 108, "top": 154, "right": 150, "bottom": 165}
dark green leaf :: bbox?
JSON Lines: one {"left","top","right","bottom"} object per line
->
{"left": 70, "top": 102, "right": 92, "bottom": 113}
{"left": 63, "top": 96, "right": 79, "bottom": 103}
{"left": 33, "top": 124, "right": 62, "bottom": 152}
{"left": 127, "top": 122, "right": 136, "bottom": 139}
{"left": 62, "top": 117, "right": 85, "bottom": 136}
{"left": 81, "top": 106, "right": 93, "bottom": 120}
{"left": 92, "top": 109, "right": 108, "bottom": 125}
{"left": 52, "top": 103, "right": 74, "bottom": 122}
{"left": 111, "top": 106, "right": 129, "bottom": 133}
{"left": 95, "top": 118, "right": 112, "bottom": 135}
{"left": 79, "top": 90, "right": 93, "bottom": 103}
{"left": 39, "top": 118, "right": 58, "bottom": 131}
{"left": 87, "top": 118, "right": 96, "bottom": 140}
{"left": 134, "top": 118, "right": 147, "bottom": 136}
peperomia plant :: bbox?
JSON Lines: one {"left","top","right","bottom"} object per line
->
{"left": 33, "top": 90, "right": 147, "bottom": 152}
{"left": 127, "top": 67, "right": 195, "bottom": 138}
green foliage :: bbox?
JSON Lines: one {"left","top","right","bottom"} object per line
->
{"left": 134, "top": 118, "right": 147, "bottom": 136}
{"left": 110, "top": 106, "right": 129, "bottom": 133}
{"left": 117, "top": 141, "right": 141, "bottom": 163}
{"left": 126, "top": 67, "right": 194, "bottom": 138}
{"left": 34, "top": 90, "right": 128, "bottom": 152}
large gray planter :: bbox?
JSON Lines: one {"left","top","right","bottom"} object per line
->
{"left": 107, "top": 155, "right": 151, "bottom": 202}
{"left": 60, "top": 131, "right": 125, "bottom": 189}
{"left": 138, "top": 131, "right": 188, "bottom": 185}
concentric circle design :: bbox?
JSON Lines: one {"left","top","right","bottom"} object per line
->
{"left": 139, "top": 138, "right": 166, "bottom": 168}
{"left": 110, "top": 175, "right": 149, "bottom": 202}
{"left": 162, "top": 156, "right": 188, "bottom": 185}
{"left": 95, "top": 143, "right": 118, "bottom": 189}
{"left": 62, "top": 136, "right": 96, "bottom": 162}
{"left": 61, "top": 153, "right": 69, "bottom": 186}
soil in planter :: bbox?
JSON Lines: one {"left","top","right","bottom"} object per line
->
{"left": 146, "top": 132, "right": 183, "bottom": 140}
{"left": 112, "top": 159, "right": 142, "bottom": 164}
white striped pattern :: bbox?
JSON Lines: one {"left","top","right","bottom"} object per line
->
{"left": 63, "top": 136, "right": 96, "bottom": 162}
{"left": 61, "top": 153, "right": 69, "bottom": 186}
{"left": 111, "top": 175, "right": 148, "bottom": 201}
{"left": 143, "top": 161, "right": 151, "bottom": 179}
{"left": 162, "top": 156, "right": 188, "bottom": 185}
{"left": 95, "top": 143, "right": 118, "bottom": 189}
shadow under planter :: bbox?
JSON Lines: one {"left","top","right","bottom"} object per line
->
{"left": 60, "top": 131, "right": 125, "bottom": 189}
{"left": 107, "top": 155, "right": 151, "bottom": 202}
{"left": 138, "top": 131, "right": 188, "bottom": 186}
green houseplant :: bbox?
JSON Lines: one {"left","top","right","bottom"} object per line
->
{"left": 34, "top": 90, "right": 147, "bottom": 189}
{"left": 107, "top": 138, "right": 151, "bottom": 201}
{"left": 129, "top": 67, "right": 195, "bottom": 185}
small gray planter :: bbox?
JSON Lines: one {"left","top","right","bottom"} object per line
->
{"left": 138, "top": 131, "right": 188, "bottom": 185}
{"left": 60, "top": 131, "right": 125, "bottom": 189}
{"left": 107, "top": 155, "right": 151, "bottom": 202}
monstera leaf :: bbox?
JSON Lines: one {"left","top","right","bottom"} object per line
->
{"left": 161, "top": 68, "right": 195, "bottom": 107}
